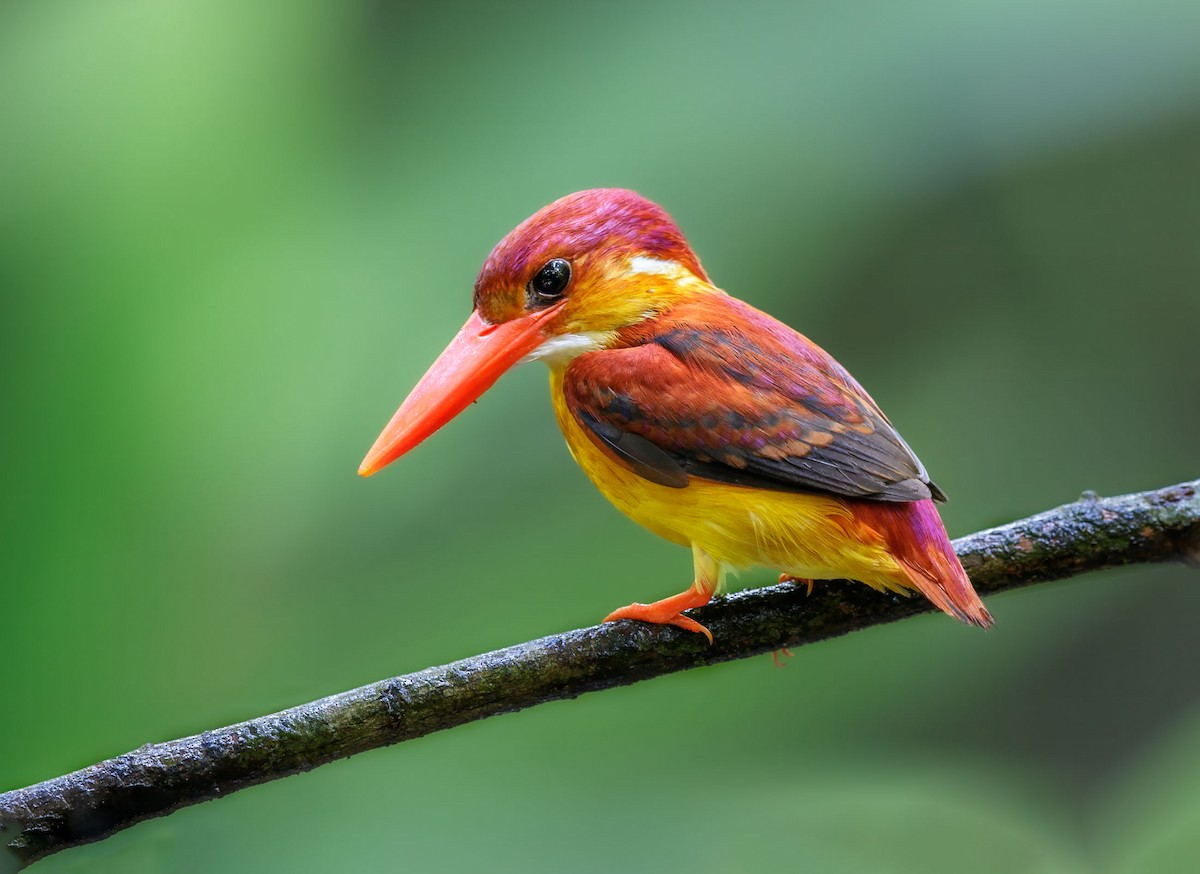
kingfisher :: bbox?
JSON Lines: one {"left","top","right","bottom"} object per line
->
{"left": 359, "top": 189, "right": 992, "bottom": 641}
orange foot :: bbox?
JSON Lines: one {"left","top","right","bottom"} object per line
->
{"left": 771, "top": 647, "right": 794, "bottom": 668}
{"left": 603, "top": 584, "right": 714, "bottom": 644}
{"left": 779, "top": 574, "right": 815, "bottom": 596}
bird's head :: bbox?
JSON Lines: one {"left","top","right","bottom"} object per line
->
{"left": 472, "top": 188, "right": 708, "bottom": 346}
{"left": 359, "top": 188, "right": 709, "bottom": 476}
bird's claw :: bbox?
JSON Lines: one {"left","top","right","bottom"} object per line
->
{"left": 779, "top": 574, "right": 815, "bottom": 596}
{"left": 603, "top": 603, "right": 713, "bottom": 644}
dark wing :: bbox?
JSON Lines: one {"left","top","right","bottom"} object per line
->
{"left": 563, "top": 294, "right": 944, "bottom": 503}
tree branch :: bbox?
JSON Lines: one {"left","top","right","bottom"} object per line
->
{"left": 3, "top": 480, "right": 1198, "bottom": 869}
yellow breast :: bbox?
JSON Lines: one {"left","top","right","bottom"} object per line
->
{"left": 548, "top": 368, "right": 906, "bottom": 591}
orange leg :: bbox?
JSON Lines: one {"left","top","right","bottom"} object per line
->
{"left": 771, "top": 648, "right": 794, "bottom": 668}
{"left": 779, "top": 573, "right": 815, "bottom": 596}
{"left": 603, "top": 545, "right": 720, "bottom": 643}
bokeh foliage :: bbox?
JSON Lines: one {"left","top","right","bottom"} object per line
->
{"left": 2, "top": 1, "right": 1199, "bottom": 871}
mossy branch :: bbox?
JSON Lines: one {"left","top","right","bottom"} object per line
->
{"left": 3, "top": 479, "right": 1198, "bottom": 869}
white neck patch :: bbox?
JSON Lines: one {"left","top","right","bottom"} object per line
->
{"left": 522, "top": 331, "right": 615, "bottom": 366}
{"left": 627, "top": 255, "right": 683, "bottom": 276}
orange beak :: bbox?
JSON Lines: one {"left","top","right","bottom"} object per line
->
{"left": 358, "top": 305, "right": 562, "bottom": 477}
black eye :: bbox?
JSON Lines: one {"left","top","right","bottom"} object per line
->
{"left": 528, "top": 258, "right": 571, "bottom": 303}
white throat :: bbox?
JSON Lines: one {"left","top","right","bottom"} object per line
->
{"left": 522, "top": 331, "right": 614, "bottom": 367}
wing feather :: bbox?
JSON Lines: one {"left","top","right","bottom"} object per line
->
{"left": 564, "top": 295, "right": 943, "bottom": 503}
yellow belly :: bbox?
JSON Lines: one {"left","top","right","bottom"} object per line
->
{"left": 549, "top": 370, "right": 906, "bottom": 592}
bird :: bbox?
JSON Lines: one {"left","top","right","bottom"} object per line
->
{"left": 359, "top": 188, "right": 992, "bottom": 641}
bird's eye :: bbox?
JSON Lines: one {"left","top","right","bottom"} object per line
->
{"left": 528, "top": 258, "right": 571, "bottom": 304}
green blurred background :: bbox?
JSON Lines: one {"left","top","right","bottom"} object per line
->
{"left": 2, "top": 0, "right": 1199, "bottom": 871}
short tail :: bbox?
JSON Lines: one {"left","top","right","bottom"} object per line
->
{"left": 857, "top": 498, "right": 993, "bottom": 628}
